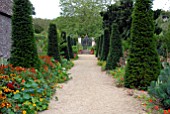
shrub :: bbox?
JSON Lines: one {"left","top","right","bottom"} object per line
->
{"left": 67, "top": 36, "right": 74, "bottom": 59}
{"left": 10, "top": 0, "right": 40, "bottom": 69}
{"left": 109, "top": 67, "right": 125, "bottom": 87}
{"left": 98, "top": 35, "right": 103, "bottom": 59}
{"left": 148, "top": 63, "right": 170, "bottom": 109}
{"left": 124, "top": 0, "right": 161, "bottom": 90}
{"left": 95, "top": 37, "right": 100, "bottom": 57}
{"left": 106, "top": 24, "right": 123, "bottom": 70}
{"left": 34, "top": 23, "right": 44, "bottom": 34}
{"left": 47, "top": 24, "right": 61, "bottom": 62}
{"left": 60, "top": 32, "right": 70, "bottom": 60}
{"left": 101, "top": 27, "right": 110, "bottom": 61}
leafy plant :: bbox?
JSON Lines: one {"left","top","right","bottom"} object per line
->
{"left": 148, "top": 63, "right": 170, "bottom": 109}
{"left": 124, "top": 0, "right": 161, "bottom": 90}
{"left": 109, "top": 67, "right": 125, "bottom": 87}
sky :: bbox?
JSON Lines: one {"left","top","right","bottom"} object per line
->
{"left": 30, "top": 0, "right": 170, "bottom": 20}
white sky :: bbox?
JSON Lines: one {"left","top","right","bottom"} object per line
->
{"left": 30, "top": 0, "right": 170, "bottom": 19}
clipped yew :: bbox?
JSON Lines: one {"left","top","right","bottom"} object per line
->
{"left": 67, "top": 36, "right": 74, "bottom": 59}
{"left": 98, "top": 35, "right": 104, "bottom": 59}
{"left": 60, "top": 32, "right": 70, "bottom": 60}
{"left": 124, "top": 0, "right": 161, "bottom": 90}
{"left": 101, "top": 27, "right": 110, "bottom": 61}
{"left": 106, "top": 24, "right": 123, "bottom": 70}
{"left": 10, "top": 0, "right": 40, "bottom": 69}
{"left": 47, "top": 23, "right": 61, "bottom": 62}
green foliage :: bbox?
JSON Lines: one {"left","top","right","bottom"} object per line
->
{"left": 109, "top": 67, "right": 125, "bottom": 87}
{"left": 124, "top": 0, "right": 161, "bottom": 90}
{"left": 106, "top": 24, "right": 123, "bottom": 70}
{"left": 47, "top": 24, "right": 61, "bottom": 62}
{"left": 34, "top": 23, "right": 44, "bottom": 34}
{"left": 0, "top": 55, "right": 71, "bottom": 113}
{"left": 148, "top": 63, "right": 170, "bottom": 109}
{"left": 35, "top": 34, "right": 47, "bottom": 56}
{"left": 95, "top": 38, "right": 99, "bottom": 57}
{"left": 100, "top": 27, "right": 110, "bottom": 61}
{"left": 98, "top": 35, "right": 103, "bottom": 59}
{"left": 60, "top": 32, "right": 70, "bottom": 60}
{"left": 57, "top": 0, "right": 111, "bottom": 37}
{"left": 33, "top": 18, "right": 52, "bottom": 33}
{"left": 72, "top": 46, "right": 78, "bottom": 55}
{"left": 10, "top": 0, "right": 40, "bottom": 69}
{"left": 67, "top": 36, "right": 74, "bottom": 59}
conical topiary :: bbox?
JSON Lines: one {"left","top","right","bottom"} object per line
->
{"left": 47, "top": 23, "right": 61, "bottom": 62}
{"left": 124, "top": 0, "right": 161, "bottom": 90}
{"left": 106, "top": 24, "right": 123, "bottom": 70}
{"left": 101, "top": 27, "right": 110, "bottom": 61}
{"left": 60, "top": 32, "right": 70, "bottom": 60}
{"left": 10, "top": 0, "right": 40, "bottom": 69}
{"left": 67, "top": 36, "right": 74, "bottom": 59}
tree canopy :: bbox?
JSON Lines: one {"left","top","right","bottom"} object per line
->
{"left": 55, "top": 0, "right": 113, "bottom": 38}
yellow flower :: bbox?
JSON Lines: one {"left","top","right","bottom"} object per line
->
{"left": 22, "top": 110, "right": 27, "bottom": 114}
{"left": 40, "top": 98, "right": 43, "bottom": 102}
{"left": 16, "top": 90, "right": 19, "bottom": 93}
{"left": 33, "top": 104, "right": 36, "bottom": 107}
{"left": 13, "top": 92, "right": 17, "bottom": 94}
{"left": 10, "top": 74, "right": 16, "bottom": 77}
{"left": 21, "top": 88, "right": 25, "bottom": 91}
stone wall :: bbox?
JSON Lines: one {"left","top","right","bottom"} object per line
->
{"left": 0, "top": 15, "right": 11, "bottom": 59}
{"left": 0, "top": 0, "right": 12, "bottom": 16}
{"left": 0, "top": 0, "right": 12, "bottom": 59}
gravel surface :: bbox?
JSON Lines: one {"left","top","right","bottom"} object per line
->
{"left": 39, "top": 55, "right": 146, "bottom": 114}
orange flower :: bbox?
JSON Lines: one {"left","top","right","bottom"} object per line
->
{"left": 154, "top": 105, "right": 159, "bottom": 110}
{"left": 149, "top": 99, "right": 153, "bottom": 103}
{"left": 0, "top": 93, "right": 6, "bottom": 100}
{"left": 168, "top": 109, "right": 170, "bottom": 113}
{"left": 164, "top": 110, "right": 168, "bottom": 114}
{"left": 21, "top": 79, "right": 25, "bottom": 83}
{"left": 15, "top": 66, "right": 26, "bottom": 72}
{"left": 143, "top": 103, "right": 146, "bottom": 107}
{"left": 0, "top": 102, "right": 6, "bottom": 108}
{"left": 43, "top": 65, "right": 48, "bottom": 72}
{"left": 29, "top": 68, "right": 36, "bottom": 74}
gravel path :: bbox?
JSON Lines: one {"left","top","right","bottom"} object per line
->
{"left": 39, "top": 55, "right": 146, "bottom": 114}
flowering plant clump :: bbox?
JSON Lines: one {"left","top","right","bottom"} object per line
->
{"left": 109, "top": 67, "right": 125, "bottom": 87}
{"left": 0, "top": 56, "right": 72, "bottom": 114}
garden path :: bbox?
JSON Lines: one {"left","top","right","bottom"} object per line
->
{"left": 39, "top": 55, "right": 146, "bottom": 114}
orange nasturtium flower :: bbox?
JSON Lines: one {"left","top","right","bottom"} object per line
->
{"left": 164, "top": 110, "right": 168, "bottom": 114}
{"left": 0, "top": 93, "right": 6, "bottom": 100}
{"left": 154, "top": 105, "right": 159, "bottom": 110}
{"left": 0, "top": 102, "right": 6, "bottom": 108}
{"left": 149, "top": 99, "right": 153, "bottom": 103}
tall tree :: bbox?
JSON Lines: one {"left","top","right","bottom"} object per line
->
{"left": 47, "top": 24, "right": 61, "bottom": 62}
{"left": 60, "top": 32, "right": 70, "bottom": 60}
{"left": 67, "top": 36, "right": 74, "bottom": 59}
{"left": 124, "top": 0, "right": 161, "bottom": 90}
{"left": 106, "top": 24, "right": 122, "bottom": 70}
{"left": 10, "top": 0, "right": 40, "bottom": 69}
{"left": 100, "top": 27, "right": 110, "bottom": 61}
{"left": 58, "top": 0, "right": 112, "bottom": 37}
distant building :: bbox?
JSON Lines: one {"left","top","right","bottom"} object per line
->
{"left": 0, "top": 0, "right": 12, "bottom": 59}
